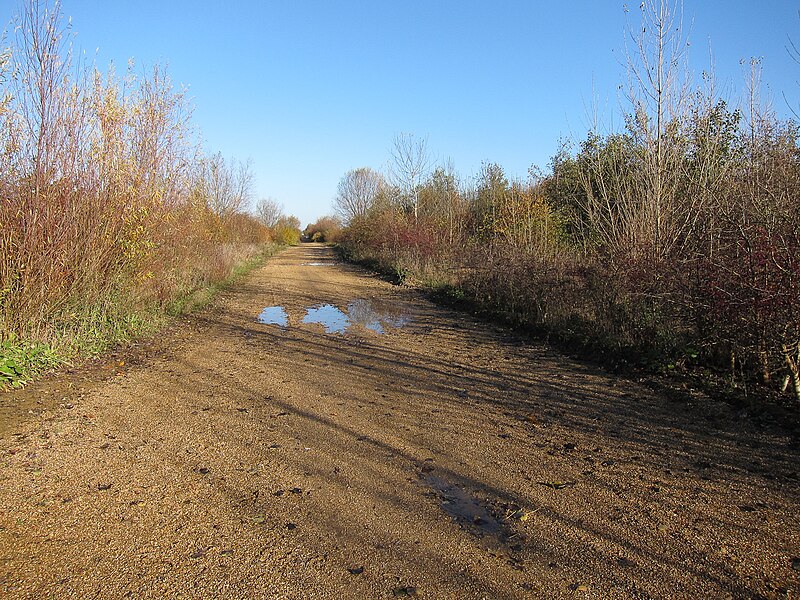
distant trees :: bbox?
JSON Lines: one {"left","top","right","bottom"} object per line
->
{"left": 271, "top": 215, "right": 302, "bottom": 245}
{"left": 254, "top": 197, "right": 301, "bottom": 245}
{"left": 333, "top": 167, "right": 387, "bottom": 224}
{"left": 256, "top": 197, "right": 283, "bottom": 228}
{"left": 304, "top": 216, "right": 342, "bottom": 243}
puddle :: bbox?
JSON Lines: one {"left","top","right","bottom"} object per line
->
{"left": 302, "top": 262, "right": 334, "bottom": 266}
{"left": 347, "top": 299, "right": 411, "bottom": 334}
{"left": 257, "top": 306, "right": 288, "bottom": 326}
{"left": 422, "top": 474, "right": 505, "bottom": 545}
{"left": 256, "top": 299, "right": 411, "bottom": 335}
{"left": 302, "top": 304, "right": 350, "bottom": 334}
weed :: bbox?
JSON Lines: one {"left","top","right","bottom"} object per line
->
{"left": 0, "top": 334, "right": 61, "bottom": 389}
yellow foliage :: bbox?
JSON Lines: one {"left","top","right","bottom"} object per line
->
{"left": 490, "top": 185, "right": 556, "bottom": 250}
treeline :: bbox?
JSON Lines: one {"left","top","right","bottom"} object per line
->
{"left": 303, "top": 216, "right": 342, "bottom": 243}
{"left": 0, "top": 1, "right": 298, "bottom": 384}
{"left": 335, "top": 3, "right": 800, "bottom": 402}
{"left": 255, "top": 197, "right": 305, "bottom": 246}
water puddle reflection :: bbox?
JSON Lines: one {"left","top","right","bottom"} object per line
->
{"left": 302, "top": 262, "right": 334, "bottom": 266}
{"left": 257, "top": 306, "right": 288, "bottom": 326}
{"left": 256, "top": 299, "right": 411, "bottom": 335}
{"left": 302, "top": 304, "right": 350, "bottom": 334}
{"left": 347, "top": 299, "right": 411, "bottom": 334}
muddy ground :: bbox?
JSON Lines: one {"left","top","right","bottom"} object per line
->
{"left": 0, "top": 243, "right": 798, "bottom": 599}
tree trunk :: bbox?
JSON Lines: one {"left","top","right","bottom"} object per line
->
{"left": 783, "top": 344, "right": 800, "bottom": 402}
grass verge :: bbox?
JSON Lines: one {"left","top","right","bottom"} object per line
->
{"left": 0, "top": 243, "right": 283, "bottom": 390}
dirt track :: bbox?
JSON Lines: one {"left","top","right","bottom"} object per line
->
{"left": 0, "top": 243, "right": 798, "bottom": 599}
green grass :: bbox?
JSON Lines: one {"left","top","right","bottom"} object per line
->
{"left": 0, "top": 334, "right": 61, "bottom": 389}
{"left": 1, "top": 243, "right": 282, "bottom": 390}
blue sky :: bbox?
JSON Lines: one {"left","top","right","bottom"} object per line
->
{"left": 10, "top": 1, "right": 799, "bottom": 226}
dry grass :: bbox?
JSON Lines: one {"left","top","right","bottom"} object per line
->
{"left": 0, "top": 1, "right": 273, "bottom": 385}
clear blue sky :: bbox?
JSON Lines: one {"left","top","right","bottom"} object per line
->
{"left": 9, "top": 1, "right": 799, "bottom": 226}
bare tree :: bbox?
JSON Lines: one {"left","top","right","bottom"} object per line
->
{"left": 234, "top": 157, "right": 255, "bottom": 210}
{"left": 255, "top": 196, "right": 283, "bottom": 228}
{"left": 577, "top": 1, "right": 691, "bottom": 258}
{"left": 625, "top": 0, "right": 691, "bottom": 257}
{"left": 205, "top": 152, "right": 232, "bottom": 215}
{"left": 14, "top": 0, "right": 72, "bottom": 192}
{"left": 333, "top": 167, "right": 386, "bottom": 223}
{"left": 785, "top": 16, "right": 800, "bottom": 118}
{"left": 389, "top": 132, "right": 431, "bottom": 220}
{"left": 201, "top": 152, "right": 252, "bottom": 217}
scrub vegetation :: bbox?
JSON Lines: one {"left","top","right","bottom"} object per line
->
{"left": 335, "top": 1, "right": 800, "bottom": 405}
{"left": 0, "top": 1, "right": 300, "bottom": 387}
{"left": 303, "top": 216, "right": 342, "bottom": 243}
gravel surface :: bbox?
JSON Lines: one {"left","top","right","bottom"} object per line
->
{"left": 0, "top": 243, "right": 798, "bottom": 599}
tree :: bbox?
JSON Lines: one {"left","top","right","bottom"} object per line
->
{"left": 200, "top": 152, "right": 253, "bottom": 217}
{"left": 304, "top": 215, "right": 342, "bottom": 243}
{"left": 272, "top": 215, "right": 301, "bottom": 245}
{"left": 14, "top": 0, "right": 71, "bottom": 193}
{"left": 389, "top": 132, "right": 431, "bottom": 220}
{"left": 417, "top": 163, "right": 464, "bottom": 244}
{"left": 333, "top": 167, "right": 386, "bottom": 224}
{"left": 256, "top": 196, "right": 283, "bottom": 228}
{"left": 624, "top": 0, "right": 691, "bottom": 257}
{"left": 541, "top": 141, "right": 589, "bottom": 247}
{"left": 472, "top": 162, "right": 509, "bottom": 240}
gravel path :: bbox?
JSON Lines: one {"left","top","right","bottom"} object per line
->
{"left": 0, "top": 243, "right": 798, "bottom": 599}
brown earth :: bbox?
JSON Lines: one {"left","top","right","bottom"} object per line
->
{"left": 0, "top": 243, "right": 799, "bottom": 599}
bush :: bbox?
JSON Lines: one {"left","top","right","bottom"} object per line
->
{"left": 304, "top": 216, "right": 342, "bottom": 243}
{"left": 0, "top": 1, "right": 273, "bottom": 381}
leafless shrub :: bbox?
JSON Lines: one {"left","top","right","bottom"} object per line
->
{"left": 0, "top": 0, "right": 269, "bottom": 353}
